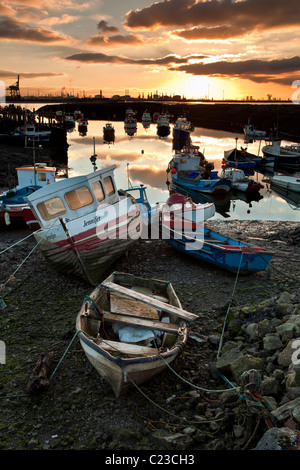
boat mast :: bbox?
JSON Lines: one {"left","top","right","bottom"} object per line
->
{"left": 90, "top": 137, "right": 97, "bottom": 171}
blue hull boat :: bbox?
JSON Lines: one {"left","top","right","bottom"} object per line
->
{"left": 164, "top": 225, "right": 273, "bottom": 274}
{"left": 171, "top": 171, "right": 232, "bottom": 195}
{"left": 224, "top": 149, "right": 256, "bottom": 169}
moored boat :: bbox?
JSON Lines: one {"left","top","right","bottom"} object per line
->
{"left": 10, "top": 124, "right": 52, "bottom": 143}
{"left": 124, "top": 185, "right": 215, "bottom": 238}
{"left": 0, "top": 164, "right": 56, "bottom": 227}
{"left": 164, "top": 224, "right": 273, "bottom": 274}
{"left": 157, "top": 113, "right": 170, "bottom": 138}
{"left": 141, "top": 110, "right": 151, "bottom": 128}
{"left": 76, "top": 271, "right": 197, "bottom": 396}
{"left": 172, "top": 116, "right": 193, "bottom": 148}
{"left": 26, "top": 165, "right": 142, "bottom": 285}
{"left": 168, "top": 145, "right": 231, "bottom": 195}
{"left": 224, "top": 148, "right": 256, "bottom": 169}
{"left": 243, "top": 123, "right": 266, "bottom": 139}
{"left": 124, "top": 109, "right": 137, "bottom": 136}
{"left": 262, "top": 140, "right": 300, "bottom": 169}
{"left": 270, "top": 174, "right": 300, "bottom": 193}
{"left": 222, "top": 168, "right": 263, "bottom": 193}
{"left": 78, "top": 119, "right": 88, "bottom": 136}
{"left": 103, "top": 123, "right": 115, "bottom": 143}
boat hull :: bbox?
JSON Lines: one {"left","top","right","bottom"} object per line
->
{"left": 76, "top": 272, "right": 188, "bottom": 396}
{"left": 263, "top": 146, "right": 300, "bottom": 169}
{"left": 165, "top": 226, "right": 273, "bottom": 274}
{"left": 171, "top": 174, "right": 231, "bottom": 195}
{"left": 271, "top": 176, "right": 300, "bottom": 193}
{"left": 33, "top": 204, "right": 141, "bottom": 285}
{"left": 0, "top": 204, "right": 27, "bottom": 225}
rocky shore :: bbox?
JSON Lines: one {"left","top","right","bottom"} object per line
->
{"left": 0, "top": 219, "right": 300, "bottom": 451}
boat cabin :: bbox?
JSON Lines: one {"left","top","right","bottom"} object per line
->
{"left": 124, "top": 185, "right": 151, "bottom": 212}
{"left": 16, "top": 164, "right": 56, "bottom": 190}
{"left": 26, "top": 165, "right": 119, "bottom": 228}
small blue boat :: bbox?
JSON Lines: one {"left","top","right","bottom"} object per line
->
{"left": 171, "top": 170, "right": 232, "bottom": 195}
{"left": 224, "top": 148, "right": 256, "bottom": 169}
{"left": 164, "top": 225, "right": 273, "bottom": 274}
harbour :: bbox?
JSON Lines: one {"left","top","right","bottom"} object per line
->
{"left": 0, "top": 101, "right": 300, "bottom": 452}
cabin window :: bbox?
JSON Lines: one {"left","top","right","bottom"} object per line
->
{"left": 38, "top": 173, "right": 46, "bottom": 182}
{"left": 65, "top": 185, "right": 94, "bottom": 210}
{"left": 37, "top": 197, "right": 66, "bottom": 220}
{"left": 92, "top": 181, "right": 105, "bottom": 202}
{"left": 103, "top": 176, "right": 115, "bottom": 196}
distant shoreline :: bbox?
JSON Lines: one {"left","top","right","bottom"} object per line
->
{"left": 2, "top": 98, "right": 300, "bottom": 142}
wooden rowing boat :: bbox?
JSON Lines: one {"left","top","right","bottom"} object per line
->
{"left": 76, "top": 272, "right": 197, "bottom": 397}
{"left": 164, "top": 224, "right": 273, "bottom": 274}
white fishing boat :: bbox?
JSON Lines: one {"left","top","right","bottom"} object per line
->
{"left": 26, "top": 165, "right": 142, "bottom": 285}
{"left": 157, "top": 113, "right": 170, "bottom": 138}
{"left": 76, "top": 271, "right": 198, "bottom": 396}
{"left": 262, "top": 140, "right": 300, "bottom": 169}
{"left": 142, "top": 110, "right": 151, "bottom": 128}
{"left": 222, "top": 168, "right": 263, "bottom": 193}
{"left": 270, "top": 174, "right": 300, "bottom": 193}
{"left": 124, "top": 109, "right": 137, "bottom": 136}
{"left": 10, "top": 124, "right": 51, "bottom": 143}
{"left": 243, "top": 123, "right": 266, "bottom": 139}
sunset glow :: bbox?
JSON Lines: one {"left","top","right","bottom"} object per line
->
{"left": 1, "top": 1, "right": 300, "bottom": 100}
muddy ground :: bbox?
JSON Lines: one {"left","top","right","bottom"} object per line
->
{"left": 0, "top": 219, "right": 299, "bottom": 452}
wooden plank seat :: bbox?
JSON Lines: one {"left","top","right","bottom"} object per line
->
{"left": 103, "top": 311, "right": 180, "bottom": 334}
{"left": 96, "top": 338, "right": 159, "bottom": 356}
{"left": 110, "top": 291, "right": 159, "bottom": 320}
{"left": 102, "top": 281, "right": 198, "bottom": 321}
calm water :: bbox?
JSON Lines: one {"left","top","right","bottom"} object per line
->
{"left": 64, "top": 119, "right": 300, "bottom": 222}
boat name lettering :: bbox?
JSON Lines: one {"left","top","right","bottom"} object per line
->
{"left": 46, "top": 234, "right": 56, "bottom": 240}
{"left": 83, "top": 215, "right": 102, "bottom": 227}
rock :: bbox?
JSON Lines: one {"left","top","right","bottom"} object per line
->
{"left": 260, "top": 376, "right": 281, "bottom": 397}
{"left": 245, "top": 323, "right": 258, "bottom": 340}
{"left": 253, "top": 427, "right": 300, "bottom": 450}
{"left": 271, "top": 397, "right": 300, "bottom": 425}
{"left": 230, "top": 354, "right": 264, "bottom": 383}
{"left": 263, "top": 334, "right": 283, "bottom": 351}
{"left": 216, "top": 348, "right": 244, "bottom": 377}
{"left": 278, "top": 339, "right": 300, "bottom": 367}
{"left": 286, "top": 365, "right": 300, "bottom": 390}
{"left": 276, "top": 322, "right": 300, "bottom": 341}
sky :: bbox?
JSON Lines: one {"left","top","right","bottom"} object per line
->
{"left": 1, "top": 0, "right": 300, "bottom": 101}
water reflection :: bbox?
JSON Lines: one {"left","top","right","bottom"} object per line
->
{"left": 66, "top": 119, "right": 300, "bottom": 222}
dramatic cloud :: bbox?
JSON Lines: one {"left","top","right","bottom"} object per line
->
{"left": 97, "top": 20, "right": 119, "bottom": 34}
{"left": 0, "top": 17, "right": 69, "bottom": 42}
{"left": 173, "top": 25, "right": 248, "bottom": 41}
{"left": 87, "top": 33, "right": 144, "bottom": 47}
{"left": 174, "top": 56, "right": 300, "bottom": 77}
{"left": 124, "top": 0, "right": 300, "bottom": 40}
{"left": 64, "top": 52, "right": 207, "bottom": 66}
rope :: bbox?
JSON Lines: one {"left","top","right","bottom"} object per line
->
{"left": 217, "top": 251, "right": 244, "bottom": 360}
{"left": 0, "top": 231, "right": 35, "bottom": 255}
{"left": 50, "top": 330, "right": 83, "bottom": 381}
{"left": 124, "top": 370, "right": 224, "bottom": 426}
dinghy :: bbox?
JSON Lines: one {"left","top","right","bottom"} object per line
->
{"left": 164, "top": 224, "right": 273, "bottom": 274}
{"left": 76, "top": 272, "right": 197, "bottom": 396}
